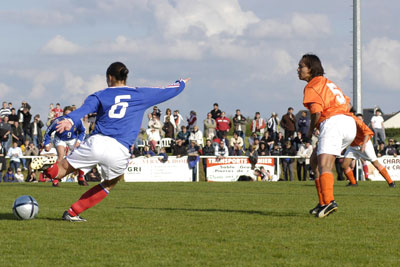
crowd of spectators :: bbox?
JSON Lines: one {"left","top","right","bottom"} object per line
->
{"left": 0, "top": 100, "right": 398, "bottom": 182}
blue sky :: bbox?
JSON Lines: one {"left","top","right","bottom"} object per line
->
{"left": 0, "top": 0, "right": 399, "bottom": 124}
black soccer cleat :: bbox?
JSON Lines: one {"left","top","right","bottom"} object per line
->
{"left": 309, "top": 203, "right": 322, "bottom": 215}
{"left": 316, "top": 200, "right": 338, "bottom": 218}
{"left": 78, "top": 180, "right": 89, "bottom": 186}
{"left": 389, "top": 182, "right": 396, "bottom": 188}
{"left": 346, "top": 182, "right": 358, "bottom": 187}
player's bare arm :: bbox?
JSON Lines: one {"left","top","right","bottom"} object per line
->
{"left": 307, "top": 108, "right": 321, "bottom": 139}
{"left": 56, "top": 119, "right": 73, "bottom": 133}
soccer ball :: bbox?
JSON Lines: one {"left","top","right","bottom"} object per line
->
{"left": 12, "top": 195, "right": 39, "bottom": 220}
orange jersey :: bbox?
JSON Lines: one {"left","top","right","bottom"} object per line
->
{"left": 303, "top": 76, "right": 350, "bottom": 126}
{"left": 350, "top": 114, "right": 374, "bottom": 146}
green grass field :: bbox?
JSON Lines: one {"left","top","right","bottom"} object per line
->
{"left": 0, "top": 181, "right": 399, "bottom": 266}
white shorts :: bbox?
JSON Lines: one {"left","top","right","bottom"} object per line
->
{"left": 344, "top": 140, "right": 377, "bottom": 162}
{"left": 317, "top": 114, "right": 356, "bottom": 156}
{"left": 67, "top": 134, "right": 130, "bottom": 180}
{"left": 54, "top": 137, "right": 77, "bottom": 151}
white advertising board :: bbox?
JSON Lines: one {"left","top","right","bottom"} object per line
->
{"left": 124, "top": 156, "right": 193, "bottom": 182}
{"left": 366, "top": 156, "right": 400, "bottom": 181}
{"left": 206, "top": 157, "right": 275, "bottom": 182}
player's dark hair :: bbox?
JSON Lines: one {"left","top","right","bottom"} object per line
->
{"left": 63, "top": 106, "right": 74, "bottom": 114}
{"left": 107, "top": 62, "right": 129, "bottom": 81}
{"left": 301, "top": 54, "right": 325, "bottom": 78}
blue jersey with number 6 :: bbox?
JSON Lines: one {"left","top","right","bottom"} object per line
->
{"left": 65, "top": 80, "right": 185, "bottom": 149}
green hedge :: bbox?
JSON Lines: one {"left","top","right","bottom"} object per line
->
{"left": 386, "top": 128, "right": 400, "bottom": 140}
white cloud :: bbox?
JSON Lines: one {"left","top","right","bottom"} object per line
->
{"left": 41, "top": 35, "right": 82, "bottom": 55}
{"left": 273, "top": 49, "right": 296, "bottom": 75}
{"left": 150, "top": 0, "right": 259, "bottom": 37}
{"left": 250, "top": 13, "right": 331, "bottom": 39}
{"left": 61, "top": 71, "right": 107, "bottom": 105}
{"left": 0, "top": 83, "right": 12, "bottom": 96}
{"left": 364, "top": 37, "right": 400, "bottom": 90}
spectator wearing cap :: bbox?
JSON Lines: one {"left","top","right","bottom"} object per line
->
{"left": 216, "top": 112, "right": 231, "bottom": 139}
{"left": 267, "top": 112, "right": 280, "bottom": 141}
{"left": 296, "top": 138, "right": 313, "bottom": 181}
{"left": 215, "top": 140, "right": 229, "bottom": 159}
{"left": 210, "top": 103, "right": 222, "bottom": 120}
{"left": 297, "top": 111, "right": 310, "bottom": 137}
{"left": 152, "top": 106, "right": 162, "bottom": 119}
{"left": 204, "top": 112, "right": 217, "bottom": 140}
{"left": 232, "top": 109, "right": 247, "bottom": 148}
{"left": 385, "top": 139, "right": 398, "bottom": 156}
{"left": 251, "top": 112, "right": 266, "bottom": 137}
{"left": 280, "top": 107, "right": 296, "bottom": 140}
{"left": 187, "top": 110, "right": 197, "bottom": 132}
{"left": 371, "top": 109, "right": 386, "bottom": 146}
{"left": 0, "top": 101, "right": 11, "bottom": 118}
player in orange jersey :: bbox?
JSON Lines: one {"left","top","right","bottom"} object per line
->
{"left": 342, "top": 113, "right": 395, "bottom": 187}
{"left": 298, "top": 54, "right": 356, "bottom": 218}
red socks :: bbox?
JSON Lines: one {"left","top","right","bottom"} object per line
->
{"left": 68, "top": 184, "right": 109, "bottom": 216}
{"left": 45, "top": 162, "right": 59, "bottom": 179}
{"left": 78, "top": 170, "right": 85, "bottom": 181}
{"left": 363, "top": 163, "right": 369, "bottom": 179}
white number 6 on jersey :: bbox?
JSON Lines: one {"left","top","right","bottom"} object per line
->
{"left": 108, "top": 95, "right": 131, "bottom": 119}
{"left": 327, "top": 83, "right": 346, "bottom": 105}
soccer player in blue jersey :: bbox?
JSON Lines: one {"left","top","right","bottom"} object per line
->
{"left": 43, "top": 106, "right": 87, "bottom": 187}
{"left": 31, "top": 62, "right": 188, "bottom": 221}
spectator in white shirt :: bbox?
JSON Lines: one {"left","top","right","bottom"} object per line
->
{"left": 7, "top": 142, "right": 23, "bottom": 173}
{"left": 189, "top": 125, "right": 203, "bottom": 147}
{"left": 370, "top": 109, "right": 385, "bottom": 146}
{"left": 296, "top": 138, "right": 313, "bottom": 181}
{"left": 215, "top": 140, "right": 229, "bottom": 159}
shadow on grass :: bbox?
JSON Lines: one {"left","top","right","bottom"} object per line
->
{"left": 0, "top": 213, "right": 17, "bottom": 220}
{"left": 119, "top": 206, "right": 304, "bottom": 217}
{"left": 0, "top": 213, "right": 62, "bottom": 221}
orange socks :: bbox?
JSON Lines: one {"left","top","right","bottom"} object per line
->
{"left": 378, "top": 166, "right": 393, "bottom": 184}
{"left": 344, "top": 168, "right": 357, "bottom": 184}
{"left": 320, "top": 172, "right": 335, "bottom": 204}
{"left": 315, "top": 178, "right": 324, "bottom": 205}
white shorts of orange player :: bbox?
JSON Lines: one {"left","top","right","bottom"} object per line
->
{"left": 344, "top": 139, "right": 377, "bottom": 162}
{"left": 317, "top": 114, "right": 356, "bottom": 156}
{"left": 54, "top": 136, "right": 79, "bottom": 152}
{"left": 66, "top": 134, "right": 130, "bottom": 180}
